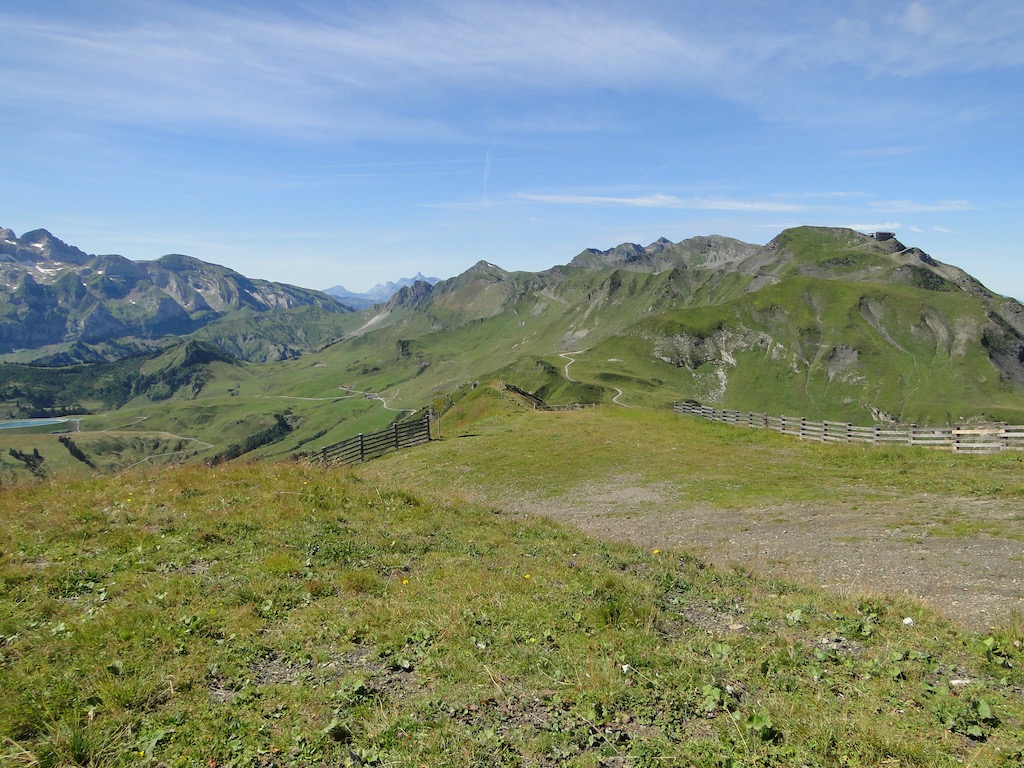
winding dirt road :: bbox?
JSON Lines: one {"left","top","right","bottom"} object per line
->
{"left": 559, "top": 351, "right": 631, "bottom": 407}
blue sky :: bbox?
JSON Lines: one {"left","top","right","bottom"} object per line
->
{"left": 2, "top": 1, "right": 1022, "bottom": 297}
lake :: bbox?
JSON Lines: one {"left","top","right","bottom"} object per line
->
{"left": 0, "top": 418, "right": 67, "bottom": 430}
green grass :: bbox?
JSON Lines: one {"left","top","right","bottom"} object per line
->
{"left": 370, "top": 399, "right": 1024, "bottom": 510}
{"left": 0, "top": 431, "right": 207, "bottom": 484}
{"left": 2, "top": 458, "right": 1022, "bottom": 767}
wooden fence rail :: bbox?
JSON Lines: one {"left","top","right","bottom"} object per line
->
{"left": 673, "top": 402, "right": 1024, "bottom": 454}
{"left": 315, "top": 414, "right": 431, "bottom": 467}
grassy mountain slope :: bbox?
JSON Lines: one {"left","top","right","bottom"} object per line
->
{"left": 185, "top": 304, "right": 368, "bottom": 363}
{"left": 578, "top": 276, "right": 1023, "bottom": 423}
{"left": 0, "top": 333, "right": 428, "bottom": 481}
{"left": 320, "top": 226, "right": 1024, "bottom": 424}
{"left": 0, "top": 431, "right": 207, "bottom": 482}
{"left": 1, "top": 407, "right": 1022, "bottom": 766}
{"left": 0, "top": 341, "right": 244, "bottom": 418}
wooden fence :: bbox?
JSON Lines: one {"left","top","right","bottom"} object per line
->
{"left": 502, "top": 383, "right": 595, "bottom": 412}
{"left": 314, "top": 414, "right": 431, "bottom": 467}
{"left": 673, "top": 402, "right": 1024, "bottom": 454}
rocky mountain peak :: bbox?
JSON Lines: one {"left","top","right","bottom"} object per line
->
{"left": 458, "top": 261, "right": 509, "bottom": 282}
{"left": 1, "top": 227, "right": 93, "bottom": 266}
{"left": 385, "top": 279, "right": 435, "bottom": 311}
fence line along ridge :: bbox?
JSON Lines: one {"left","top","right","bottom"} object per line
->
{"left": 673, "top": 402, "right": 1024, "bottom": 454}
{"left": 314, "top": 414, "right": 431, "bottom": 467}
{"left": 502, "top": 383, "right": 596, "bottom": 412}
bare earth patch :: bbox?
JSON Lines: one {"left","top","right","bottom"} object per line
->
{"left": 499, "top": 478, "right": 1024, "bottom": 631}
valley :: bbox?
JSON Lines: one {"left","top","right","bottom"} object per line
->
{"left": 4, "top": 225, "right": 1024, "bottom": 482}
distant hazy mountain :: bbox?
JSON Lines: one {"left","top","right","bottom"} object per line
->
{"left": 0, "top": 227, "right": 354, "bottom": 364}
{"left": 324, "top": 273, "right": 440, "bottom": 309}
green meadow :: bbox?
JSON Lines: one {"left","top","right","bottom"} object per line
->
{"left": 2, "top": 399, "right": 1022, "bottom": 766}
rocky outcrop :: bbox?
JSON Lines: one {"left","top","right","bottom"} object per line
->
{"left": 569, "top": 235, "right": 760, "bottom": 272}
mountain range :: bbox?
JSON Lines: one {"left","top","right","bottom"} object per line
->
{"left": 3, "top": 225, "right": 1024, "bottom": 470}
{"left": 0, "top": 227, "right": 357, "bottom": 364}
{"left": 324, "top": 273, "right": 441, "bottom": 310}
{"left": 348, "top": 226, "right": 1024, "bottom": 425}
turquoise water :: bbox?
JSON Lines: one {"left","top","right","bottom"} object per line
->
{"left": 0, "top": 418, "right": 66, "bottom": 430}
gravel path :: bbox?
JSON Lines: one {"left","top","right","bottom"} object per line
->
{"left": 500, "top": 478, "right": 1024, "bottom": 631}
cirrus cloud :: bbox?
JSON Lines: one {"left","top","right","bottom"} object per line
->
{"left": 515, "top": 192, "right": 805, "bottom": 212}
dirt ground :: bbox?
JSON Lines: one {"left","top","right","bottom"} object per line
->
{"left": 497, "top": 477, "right": 1024, "bottom": 631}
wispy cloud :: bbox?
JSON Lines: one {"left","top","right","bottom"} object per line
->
{"left": 0, "top": 2, "right": 713, "bottom": 139}
{"left": 515, "top": 193, "right": 805, "bottom": 212}
{"left": 795, "top": 1, "right": 1024, "bottom": 78}
{"left": 2, "top": 1, "right": 1021, "bottom": 141}
{"left": 869, "top": 199, "right": 975, "bottom": 213}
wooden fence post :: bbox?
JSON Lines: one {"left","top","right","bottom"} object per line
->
{"left": 359, "top": 433, "right": 365, "bottom": 462}
{"left": 394, "top": 422, "right": 400, "bottom": 449}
